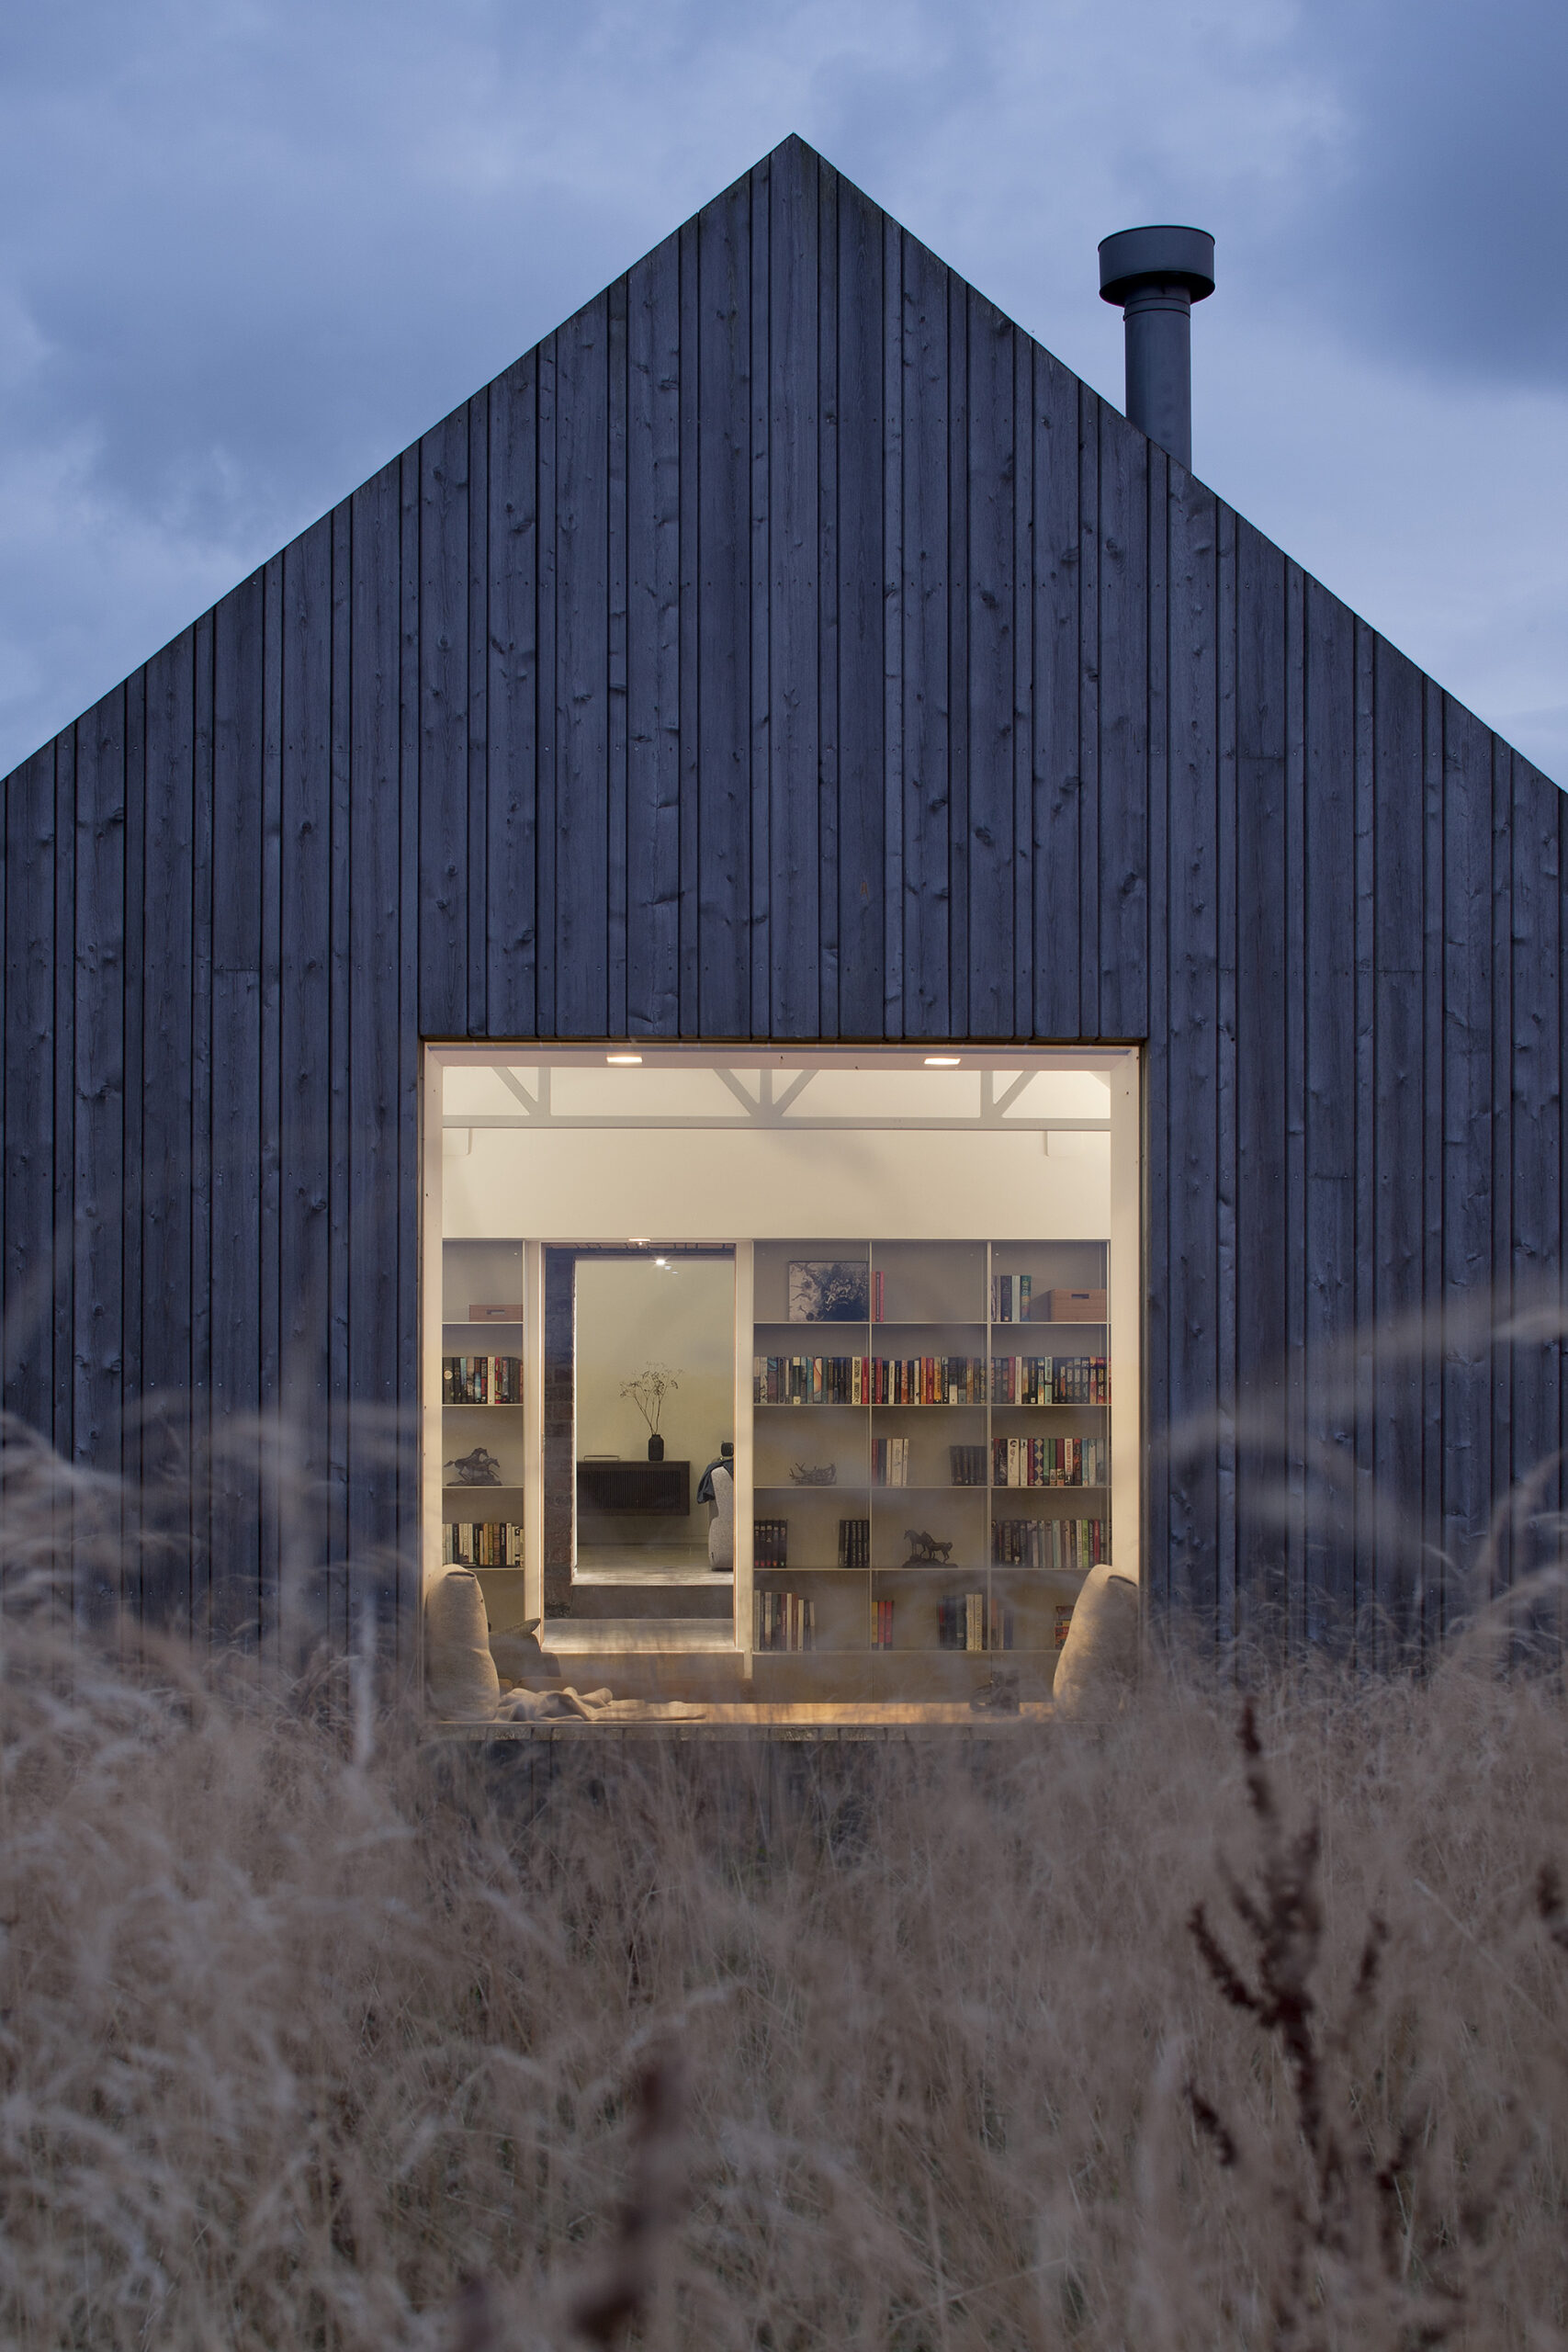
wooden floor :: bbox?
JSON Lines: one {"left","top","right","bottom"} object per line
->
{"left": 435, "top": 1700, "right": 1053, "bottom": 1741}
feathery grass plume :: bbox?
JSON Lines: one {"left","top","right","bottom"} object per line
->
{"left": 1183, "top": 1700, "right": 1517, "bottom": 2348}
{"left": 3, "top": 1419, "right": 1568, "bottom": 2346}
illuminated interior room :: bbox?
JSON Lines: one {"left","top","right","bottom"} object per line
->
{"left": 432, "top": 1047, "right": 1139, "bottom": 1722}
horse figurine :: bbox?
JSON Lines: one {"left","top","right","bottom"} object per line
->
{"left": 445, "top": 1447, "right": 503, "bottom": 1487}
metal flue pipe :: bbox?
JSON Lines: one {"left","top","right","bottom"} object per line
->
{"left": 1098, "top": 225, "right": 1215, "bottom": 473}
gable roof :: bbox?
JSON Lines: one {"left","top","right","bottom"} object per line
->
{"left": 5, "top": 130, "right": 1551, "bottom": 1035}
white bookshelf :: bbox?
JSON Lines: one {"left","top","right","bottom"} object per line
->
{"left": 748, "top": 1238, "right": 1111, "bottom": 1696}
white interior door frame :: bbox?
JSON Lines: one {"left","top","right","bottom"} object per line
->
{"left": 522, "top": 1238, "right": 545, "bottom": 1624}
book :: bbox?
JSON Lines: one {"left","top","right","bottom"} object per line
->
{"left": 991, "top": 1273, "right": 1032, "bottom": 1323}
{"left": 838, "top": 1517, "right": 871, "bottom": 1566}
{"left": 753, "top": 1353, "right": 881, "bottom": 1405}
{"left": 991, "top": 1518, "right": 1109, "bottom": 1571}
{"left": 937, "top": 1592, "right": 1015, "bottom": 1651}
{"left": 949, "top": 1443, "right": 987, "bottom": 1487}
{"left": 988, "top": 1354, "right": 1110, "bottom": 1404}
{"left": 991, "top": 1435, "right": 1109, "bottom": 1487}
{"left": 754, "top": 1518, "right": 789, "bottom": 1569}
{"left": 887, "top": 1354, "right": 987, "bottom": 1404}
{"left": 754, "top": 1590, "right": 816, "bottom": 1651}
{"left": 871, "top": 1597, "right": 894, "bottom": 1648}
{"left": 873, "top": 1437, "right": 910, "bottom": 1487}
{"left": 441, "top": 1355, "right": 523, "bottom": 1406}
{"left": 442, "top": 1521, "right": 525, "bottom": 1567}
{"left": 752, "top": 1353, "right": 989, "bottom": 1405}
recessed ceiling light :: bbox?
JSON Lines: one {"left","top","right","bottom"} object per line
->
{"left": 606, "top": 1052, "right": 642, "bottom": 1065}
{"left": 924, "top": 1055, "right": 961, "bottom": 1067}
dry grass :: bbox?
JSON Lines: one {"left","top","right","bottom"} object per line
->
{"left": 2, "top": 1419, "right": 1567, "bottom": 2349}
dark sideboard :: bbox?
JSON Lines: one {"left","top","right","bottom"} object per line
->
{"left": 576, "top": 1460, "right": 691, "bottom": 1517}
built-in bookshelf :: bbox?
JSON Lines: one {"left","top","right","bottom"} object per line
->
{"left": 749, "top": 1239, "right": 1111, "bottom": 1696}
{"left": 432, "top": 1233, "right": 1111, "bottom": 1698}
{"left": 441, "top": 1239, "right": 526, "bottom": 1574}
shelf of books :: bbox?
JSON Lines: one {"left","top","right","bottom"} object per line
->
{"left": 750, "top": 1239, "right": 1110, "bottom": 1701}
{"left": 440, "top": 1240, "right": 527, "bottom": 1574}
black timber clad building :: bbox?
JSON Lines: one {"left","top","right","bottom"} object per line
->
{"left": 2, "top": 134, "right": 1562, "bottom": 1668}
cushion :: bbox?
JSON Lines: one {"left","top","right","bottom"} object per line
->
{"left": 490, "top": 1619, "right": 564, "bottom": 1688}
{"left": 1052, "top": 1563, "right": 1139, "bottom": 1719}
{"left": 425, "top": 1567, "right": 502, "bottom": 1721}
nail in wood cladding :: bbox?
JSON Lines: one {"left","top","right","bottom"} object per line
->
{"left": 2, "top": 135, "right": 1564, "bottom": 1660}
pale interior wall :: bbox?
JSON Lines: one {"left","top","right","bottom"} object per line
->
{"left": 575, "top": 1259, "right": 735, "bottom": 1505}
{"left": 444, "top": 1125, "right": 1111, "bottom": 1241}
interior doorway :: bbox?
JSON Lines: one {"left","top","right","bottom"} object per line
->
{"left": 543, "top": 1247, "right": 737, "bottom": 1633}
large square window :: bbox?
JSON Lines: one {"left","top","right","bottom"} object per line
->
{"left": 426, "top": 1049, "right": 1139, "bottom": 1724}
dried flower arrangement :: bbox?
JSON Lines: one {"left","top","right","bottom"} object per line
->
{"left": 620, "top": 1363, "right": 682, "bottom": 1437}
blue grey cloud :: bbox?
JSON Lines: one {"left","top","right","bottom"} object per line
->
{"left": 1292, "top": 0, "right": 1568, "bottom": 383}
{"left": 0, "top": 0, "right": 1562, "bottom": 782}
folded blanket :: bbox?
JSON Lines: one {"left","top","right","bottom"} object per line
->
{"left": 494, "top": 1687, "right": 706, "bottom": 1723}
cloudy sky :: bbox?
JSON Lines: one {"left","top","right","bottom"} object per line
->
{"left": 1, "top": 0, "right": 1563, "bottom": 784}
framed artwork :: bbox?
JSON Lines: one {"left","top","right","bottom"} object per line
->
{"left": 787, "top": 1259, "right": 870, "bottom": 1322}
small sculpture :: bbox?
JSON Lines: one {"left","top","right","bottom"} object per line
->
{"left": 446, "top": 1447, "right": 503, "bottom": 1487}
{"left": 902, "top": 1528, "right": 953, "bottom": 1564}
{"left": 789, "top": 1462, "right": 838, "bottom": 1487}
{"left": 971, "top": 1668, "right": 1021, "bottom": 1716}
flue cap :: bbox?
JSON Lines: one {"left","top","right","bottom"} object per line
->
{"left": 1098, "top": 225, "right": 1215, "bottom": 306}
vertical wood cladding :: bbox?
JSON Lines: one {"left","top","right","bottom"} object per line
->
{"left": 3, "top": 136, "right": 1563, "bottom": 1656}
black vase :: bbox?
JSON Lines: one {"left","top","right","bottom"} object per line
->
{"left": 647, "top": 1434, "right": 665, "bottom": 1462}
